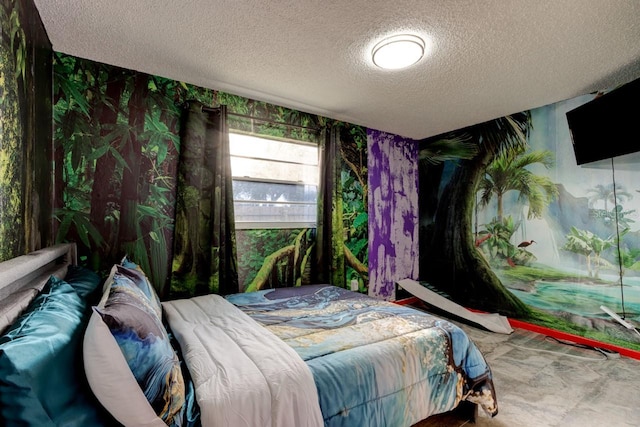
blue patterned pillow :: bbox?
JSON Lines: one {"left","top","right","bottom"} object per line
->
{"left": 96, "top": 270, "right": 185, "bottom": 425}
{"left": 119, "top": 256, "right": 162, "bottom": 316}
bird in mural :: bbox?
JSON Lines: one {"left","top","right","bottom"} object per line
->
{"left": 517, "top": 240, "right": 536, "bottom": 248}
{"left": 475, "top": 233, "right": 492, "bottom": 247}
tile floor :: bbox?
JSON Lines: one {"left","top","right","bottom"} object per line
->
{"left": 415, "top": 322, "right": 640, "bottom": 427}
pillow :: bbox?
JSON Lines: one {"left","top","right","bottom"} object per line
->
{"left": 0, "top": 288, "right": 38, "bottom": 334}
{"left": 0, "top": 276, "right": 113, "bottom": 426}
{"left": 119, "top": 256, "right": 163, "bottom": 317}
{"left": 108, "top": 264, "right": 162, "bottom": 317}
{"left": 64, "top": 265, "right": 102, "bottom": 299}
{"left": 84, "top": 311, "right": 168, "bottom": 427}
{"left": 84, "top": 267, "right": 185, "bottom": 426}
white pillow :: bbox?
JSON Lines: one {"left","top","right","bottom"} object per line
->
{"left": 83, "top": 310, "right": 166, "bottom": 427}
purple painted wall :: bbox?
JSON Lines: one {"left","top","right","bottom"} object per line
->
{"left": 367, "top": 129, "right": 419, "bottom": 299}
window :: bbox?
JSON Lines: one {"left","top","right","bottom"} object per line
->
{"left": 230, "top": 132, "right": 318, "bottom": 229}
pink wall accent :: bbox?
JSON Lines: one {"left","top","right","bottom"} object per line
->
{"left": 367, "top": 129, "right": 419, "bottom": 300}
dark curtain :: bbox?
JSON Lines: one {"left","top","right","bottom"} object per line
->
{"left": 314, "top": 123, "right": 345, "bottom": 286}
{"left": 170, "top": 102, "right": 239, "bottom": 297}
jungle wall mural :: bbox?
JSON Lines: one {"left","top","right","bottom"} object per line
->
{"left": 52, "top": 52, "right": 368, "bottom": 298}
{"left": 0, "top": 0, "right": 52, "bottom": 261}
{"left": 4, "top": 2, "right": 637, "bottom": 351}
{"left": 419, "top": 89, "right": 640, "bottom": 351}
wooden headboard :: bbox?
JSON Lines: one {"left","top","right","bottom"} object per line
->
{"left": 0, "top": 243, "right": 77, "bottom": 300}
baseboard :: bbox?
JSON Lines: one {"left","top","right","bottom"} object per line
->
{"left": 507, "top": 318, "right": 640, "bottom": 361}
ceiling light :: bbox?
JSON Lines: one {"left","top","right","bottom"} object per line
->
{"left": 372, "top": 34, "right": 425, "bottom": 70}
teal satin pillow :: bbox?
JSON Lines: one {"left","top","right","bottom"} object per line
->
{"left": 0, "top": 276, "right": 113, "bottom": 426}
{"left": 64, "top": 265, "right": 102, "bottom": 299}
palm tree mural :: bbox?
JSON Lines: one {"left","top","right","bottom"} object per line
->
{"left": 420, "top": 113, "right": 534, "bottom": 317}
{"left": 562, "top": 226, "right": 622, "bottom": 279}
{"left": 478, "top": 149, "right": 558, "bottom": 222}
{"left": 587, "top": 183, "right": 635, "bottom": 232}
{"left": 588, "top": 183, "right": 632, "bottom": 212}
{"left": 418, "top": 135, "right": 478, "bottom": 231}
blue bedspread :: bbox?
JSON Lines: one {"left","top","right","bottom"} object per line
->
{"left": 226, "top": 285, "right": 497, "bottom": 427}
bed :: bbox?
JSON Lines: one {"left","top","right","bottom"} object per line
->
{"left": 0, "top": 244, "right": 498, "bottom": 427}
{"left": 164, "top": 286, "right": 497, "bottom": 427}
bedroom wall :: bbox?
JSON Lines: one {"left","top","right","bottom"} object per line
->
{"left": 6, "top": 4, "right": 636, "bottom": 355}
{"left": 0, "top": 0, "right": 53, "bottom": 262}
{"left": 52, "top": 53, "right": 369, "bottom": 296}
{"left": 417, "top": 87, "right": 640, "bottom": 351}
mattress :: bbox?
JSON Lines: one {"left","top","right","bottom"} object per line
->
{"left": 226, "top": 285, "right": 498, "bottom": 426}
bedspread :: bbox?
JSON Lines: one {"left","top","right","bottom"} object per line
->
{"left": 162, "top": 295, "right": 324, "bottom": 427}
{"left": 226, "top": 285, "right": 498, "bottom": 427}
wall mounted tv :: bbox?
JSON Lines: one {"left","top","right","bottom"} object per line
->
{"left": 566, "top": 77, "right": 640, "bottom": 166}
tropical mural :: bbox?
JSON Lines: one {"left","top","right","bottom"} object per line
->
{"left": 338, "top": 124, "right": 369, "bottom": 292}
{"left": 54, "top": 54, "right": 183, "bottom": 296}
{"left": 52, "top": 52, "right": 368, "bottom": 298}
{"left": 0, "top": 0, "right": 53, "bottom": 262}
{"left": 12, "top": 0, "right": 635, "bottom": 354}
{"left": 419, "top": 92, "right": 640, "bottom": 351}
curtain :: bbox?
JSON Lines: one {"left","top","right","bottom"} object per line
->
{"left": 170, "top": 101, "right": 239, "bottom": 297}
{"left": 315, "top": 123, "right": 345, "bottom": 287}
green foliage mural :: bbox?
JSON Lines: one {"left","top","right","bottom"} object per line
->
{"left": 476, "top": 216, "right": 537, "bottom": 268}
{"left": 237, "top": 228, "right": 315, "bottom": 293}
{"left": 53, "top": 52, "right": 367, "bottom": 297}
{"left": 0, "top": 0, "right": 23, "bottom": 260}
{"left": 475, "top": 147, "right": 558, "bottom": 268}
{"left": 54, "top": 54, "right": 185, "bottom": 293}
{"left": 237, "top": 229, "right": 305, "bottom": 289}
{"left": 339, "top": 124, "right": 369, "bottom": 291}
{"left": 0, "top": 0, "right": 52, "bottom": 261}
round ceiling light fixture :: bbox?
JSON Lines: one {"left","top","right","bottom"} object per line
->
{"left": 372, "top": 34, "right": 425, "bottom": 70}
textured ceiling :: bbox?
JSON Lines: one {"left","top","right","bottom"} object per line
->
{"left": 35, "top": 0, "right": 640, "bottom": 140}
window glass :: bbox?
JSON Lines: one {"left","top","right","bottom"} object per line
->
{"left": 230, "top": 133, "right": 318, "bottom": 229}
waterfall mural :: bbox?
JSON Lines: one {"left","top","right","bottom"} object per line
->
{"left": 419, "top": 91, "right": 640, "bottom": 351}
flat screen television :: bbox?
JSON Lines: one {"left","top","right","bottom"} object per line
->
{"left": 566, "top": 77, "right": 640, "bottom": 165}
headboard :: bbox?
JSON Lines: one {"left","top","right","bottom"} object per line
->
{"left": 0, "top": 243, "right": 77, "bottom": 301}
{"left": 0, "top": 243, "right": 77, "bottom": 333}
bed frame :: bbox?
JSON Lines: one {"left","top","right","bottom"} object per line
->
{"left": 0, "top": 243, "right": 77, "bottom": 302}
